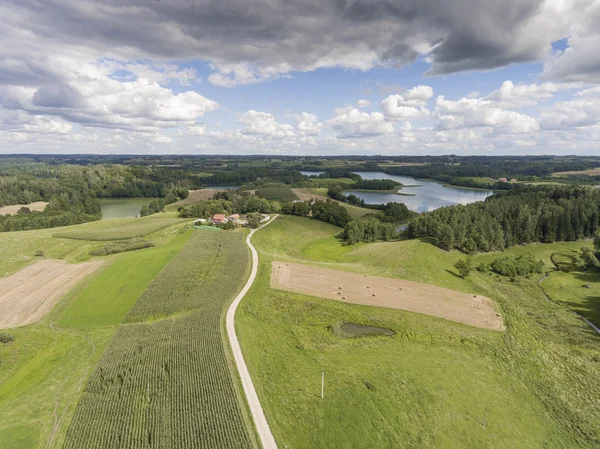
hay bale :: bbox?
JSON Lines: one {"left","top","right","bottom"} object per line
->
{"left": 342, "top": 296, "right": 347, "bottom": 300}
{"left": 338, "top": 286, "right": 343, "bottom": 289}
{"left": 372, "top": 293, "right": 377, "bottom": 297}
{"left": 366, "top": 285, "right": 370, "bottom": 288}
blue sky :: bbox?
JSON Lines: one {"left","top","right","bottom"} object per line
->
{"left": 1, "top": 0, "right": 599, "bottom": 155}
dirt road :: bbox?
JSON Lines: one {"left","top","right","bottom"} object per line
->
{"left": 226, "top": 217, "right": 278, "bottom": 449}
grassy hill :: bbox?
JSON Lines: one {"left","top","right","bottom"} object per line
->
{"left": 237, "top": 215, "right": 600, "bottom": 448}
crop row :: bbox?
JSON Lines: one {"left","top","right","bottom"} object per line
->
{"left": 63, "top": 231, "right": 254, "bottom": 449}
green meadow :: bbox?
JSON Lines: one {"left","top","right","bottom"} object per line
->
{"left": 237, "top": 215, "right": 600, "bottom": 448}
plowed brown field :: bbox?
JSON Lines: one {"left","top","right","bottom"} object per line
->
{"left": 271, "top": 261, "right": 504, "bottom": 331}
{"left": 0, "top": 259, "right": 103, "bottom": 328}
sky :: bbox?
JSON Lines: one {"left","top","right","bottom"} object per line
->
{"left": 1, "top": 0, "right": 600, "bottom": 156}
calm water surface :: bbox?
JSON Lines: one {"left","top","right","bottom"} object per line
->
{"left": 346, "top": 172, "right": 493, "bottom": 213}
{"left": 99, "top": 198, "right": 156, "bottom": 219}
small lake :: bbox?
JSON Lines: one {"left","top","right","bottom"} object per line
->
{"left": 301, "top": 170, "right": 325, "bottom": 176}
{"left": 347, "top": 172, "right": 493, "bottom": 213}
{"left": 99, "top": 198, "right": 156, "bottom": 220}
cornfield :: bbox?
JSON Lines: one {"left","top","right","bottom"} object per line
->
{"left": 63, "top": 231, "right": 255, "bottom": 449}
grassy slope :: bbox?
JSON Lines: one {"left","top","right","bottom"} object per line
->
{"left": 237, "top": 215, "right": 600, "bottom": 449}
{"left": 0, "top": 227, "right": 191, "bottom": 449}
{"left": 53, "top": 215, "right": 186, "bottom": 240}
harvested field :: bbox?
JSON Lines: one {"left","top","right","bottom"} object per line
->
{"left": 271, "top": 262, "right": 504, "bottom": 331}
{"left": 0, "top": 259, "right": 103, "bottom": 328}
{"left": 0, "top": 201, "right": 48, "bottom": 215}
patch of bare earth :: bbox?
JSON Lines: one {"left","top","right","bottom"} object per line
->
{"left": 0, "top": 259, "right": 103, "bottom": 329}
{"left": 0, "top": 201, "right": 49, "bottom": 215}
{"left": 271, "top": 262, "right": 504, "bottom": 331}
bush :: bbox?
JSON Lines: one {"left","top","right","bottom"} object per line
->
{"left": 34, "top": 249, "right": 45, "bottom": 257}
{"left": 90, "top": 239, "right": 155, "bottom": 256}
{"left": 454, "top": 256, "right": 473, "bottom": 278}
{"left": 490, "top": 255, "right": 544, "bottom": 277}
{"left": 0, "top": 332, "right": 14, "bottom": 344}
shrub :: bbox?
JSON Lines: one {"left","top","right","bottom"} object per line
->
{"left": 0, "top": 332, "right": 14, "bottom": 344}
{"left": 90, "top": 239, "right": 155, "bottom": 256}
{"left": 490, "top": 255, "right": 544, "bottom": 277}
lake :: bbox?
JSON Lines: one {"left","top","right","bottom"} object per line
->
{"left": 99, "top": 198, "right": 156, "bottom": 219}
{"left": 347, "top": 172, "right": 493, "bottom": 212}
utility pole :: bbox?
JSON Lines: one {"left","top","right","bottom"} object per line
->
{"left": 321, "top": 372, "right": 324, "bottom": 399}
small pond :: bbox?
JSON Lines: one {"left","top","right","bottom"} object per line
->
{"left": 99, "top": 198, "right": 156, "bottom": 220}
{"left": 337, "top": 322, "right": 395, "bottom": 338}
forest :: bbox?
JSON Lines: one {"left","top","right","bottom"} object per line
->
{"left": 408, "top": 185, "right": 600, "bottom": 253}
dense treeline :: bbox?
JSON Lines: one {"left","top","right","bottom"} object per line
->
{"left": 205, "top": 168, "right": 307, "bottom": 186}
{"left": 385, "top": 158, "right": 600, "bottom": 183}
{"left": 408, "top": 186, "right": 600, "bottom": 253}
{"left": 0, "top": 191, "right": 101, "bottom": 232}
{"left": 352, "top": 179, "right": 402, "bottom": 190}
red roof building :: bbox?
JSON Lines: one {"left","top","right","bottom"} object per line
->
{"left": 212, "top": 214, "right": 228, "bottom": 224}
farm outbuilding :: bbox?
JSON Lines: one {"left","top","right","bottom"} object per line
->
{"left": 212, "top": 214, "right": 228, "bottom": 224}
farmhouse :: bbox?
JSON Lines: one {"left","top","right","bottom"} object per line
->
{"left": 498, "top": 177, "right": 508, "bottom": 182}
{"left": 212, "top": 214, "right": 228, "bottom": 224}
{"left": 193, "top": 218, "right": 208, "bottom": 225}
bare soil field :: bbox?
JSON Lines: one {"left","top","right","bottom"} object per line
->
{"left": 271, "top": 262, "right": 504, "bottom": 331}
{"left": 0, "top": 259, "right": 103, "bottom": 328}
{"left": 0, "top": 201, "right": 48, "bottom": 215}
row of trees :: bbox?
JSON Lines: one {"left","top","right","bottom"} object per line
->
{"left": 408, "top": 186, "right": 600, "bottom": 253}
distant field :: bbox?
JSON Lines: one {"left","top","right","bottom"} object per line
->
{"left": 256, "top": 187, "right": 299, "bottom": 202}
{"left": 237, "top": 215, "right": 600, "bottom": 448}
{"left": 166, "top": 188, "right": 223, "bottom": 210}
{"left": 54, "top": 216, "right": 185, "bottom": 240}
{"left": 308, "top": 177, "right": 356, "bottom": 186}
{"left": 0, "top": 230, "right": 191, "bottom": 449}
{"left": 0, "top": 201, "right": 48, "bottom": 215}
{"left": 552, "top": 167, "right": 600, "bottom": 177}
{"left": 63, "top": 231, "right": 256, "bottom": 449}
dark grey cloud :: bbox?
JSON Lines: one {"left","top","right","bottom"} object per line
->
{"left": 0, "top": 0, "right": 583, "bottom": 85}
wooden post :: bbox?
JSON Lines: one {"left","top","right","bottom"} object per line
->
{"left": 321, "top": 372, "right": 324, "bottom": 399}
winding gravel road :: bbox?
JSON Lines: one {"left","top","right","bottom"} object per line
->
{"left": 226, "top": 216, "right": 278, "bottom": 449}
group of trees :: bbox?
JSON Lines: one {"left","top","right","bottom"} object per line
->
{"left": 281, "top": 199, "right": 351, "bottom": 227}
{"left": 352, "top": 179, "right": 402, "bottom": 190}
{"left": 342, "top": 217, "right": 398, "bottom": 244}
{"left": 179, "top": 191, "right": 278, "bottom": 219}
{"left": 408, "top": 186, "right": 600, "bottom": 253}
